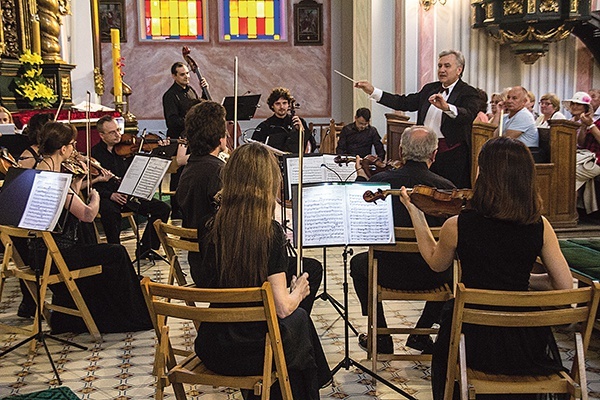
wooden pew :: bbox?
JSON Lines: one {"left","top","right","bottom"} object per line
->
{"left": 385, "top": 113, "right": 413, "bottom": 162}
{"left": 470, "top": 120, "right": 579, "bottom": 228}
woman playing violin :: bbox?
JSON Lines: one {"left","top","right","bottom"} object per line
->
{"left": 399, "top": 137, "right": 573, "bottom": 399}
{"left": 350, "top": 125, "right": 456, "bottom": 354}
{"left": 19, "top": 112, "right": 53, "bottom": 169}
{"left": 34, "top": 122, "right": 152, "bottom": 334}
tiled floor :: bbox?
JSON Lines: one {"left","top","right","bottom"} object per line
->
{"left": 1, "top": 222, "right": 600, "bottom": 399}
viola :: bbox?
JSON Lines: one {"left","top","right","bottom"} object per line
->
{"left": 334, "top": 154, "right": 403, "bottom": 178}
{"left": 0, "top": 147, "right": 19, "bottom": 175}
{"left": 363, "top": 185, "right": 474, "bottom": 217}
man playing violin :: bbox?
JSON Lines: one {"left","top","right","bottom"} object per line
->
{"left": 350, "top": 125, "right": 454, "bottom": 354}
{"left": 252, "top": 87, "right": 317, "bottom": 153}
{"left": 336, "top": 107, "right": 385, "bottom": 160}
{"left": 91, "top": 115, "right": 171, "bottom": 256}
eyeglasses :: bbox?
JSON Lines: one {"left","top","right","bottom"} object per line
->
{"left": 539, "top": 101, "right": 552, "bottom": 106}
{"left": 68, "top": 141, "right": 77, "bottom": 147}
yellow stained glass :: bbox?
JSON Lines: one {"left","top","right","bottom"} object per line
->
{"left": 179, "top": 19, "right": 187, "bottom": 36}
{"left": 151, "top": 17, "right": 161, "bottom": 36}
{"left": 265, "top": 18, "right": 274, "bottom": 35}
{"left": 169, "top": 0, "right": 177, "bottom": 16}
{"left": 247, "top": 1, "right": 256, "bottom": 18}
{"left": 161, "top": 18, "right": 170, "bottom": 35}
{"left": 189, "top": 19, "right": 197, "bottom": 36}
{"left": 230, "top": 1, "right": 238, "bottom": 18}
{"left": 160, "top": 0, "right": 169, "bottom": 18}
{"left": 239, "top": 1, "right": 247, "bottom": 17}
{"left": 256, "top": 1, "right": 264, "bottom": 18}
{"left": 188, "top": 1, "right": 196, "bottom": 18}
{"left": 230, "top": 17, "right": 238, "bottom": 35}
{"left": 265, "top": 0, "right": 274, "bottom": 18}
{"left": 248, "top": 17, "right": 256, "bottom": 38}
{"left": 179, "top": 1, "right": 187, "bottom": 18}
{"left": 171, "top": 17, "right": 179, "bottom": 36}
{"left": 151, "top": 1, "right": 160, "bottom": 18}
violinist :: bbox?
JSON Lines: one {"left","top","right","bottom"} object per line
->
{"left": 350, "top": 125, "right": 455, "bottom": 355}
{"left": 34, "top": 122, "right": 152, "bottom": 333}
{"left": 336, "top": 107, "right": 385, "bottom": 160}
{"left": 91, "top": 116, "right": 171, "bottom": 255}
{"left": 18, "top": 113, "right": 53, "bottom": 169}
{"left": 252, "top": 87, "right": 316, "bottom": 153}
{"left": 176, "top": 101, "right": 227, "bottom": 283}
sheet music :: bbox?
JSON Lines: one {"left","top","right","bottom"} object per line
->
{"left": 285, "top": 154, "right": 357, "bottom": 198}
{"left": 118, "top": 155, "right": 171, "bottom": 201}
{"left": 19, "top": 171, "right": 72, "bottom": 231}
{"left": 298, "top": 182, "right": 394, "bottom": 247}
{"left": 345, "top": 184, "right": 395, "bottom": 244}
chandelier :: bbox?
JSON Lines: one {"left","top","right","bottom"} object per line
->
{"left": 471, "top": 0, "right": 591, "bottom": 64}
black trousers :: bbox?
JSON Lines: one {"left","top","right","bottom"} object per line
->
{"left": 431, "top": 144, "right": 471, "bottom": 189}
{"left": 350, "top": 251, "right": 452, "bottom": 330}
{"left": 99, "top": 197, "right": 171, "bottom": 251}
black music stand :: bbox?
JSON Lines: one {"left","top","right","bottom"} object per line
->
{"left": 222, "top": 94, "right": 261, "bottom": 121}
{"left": 0, "top": 168, "right": 87, "bottom": 385}
{"left": 292, "top": 182, "right": 416, "bottom": 400}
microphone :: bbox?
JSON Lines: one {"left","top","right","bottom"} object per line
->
{"left": 320, "top": 163, "right": 342, "bottom": 182}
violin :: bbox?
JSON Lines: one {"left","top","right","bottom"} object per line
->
{"left": 61, "top": 157, "right": 87, "bottom": 177}
{"left": 363, "top": 185, "right": 474, "bottom": 217}
{"left": 334, "top": 154, "right": 403, "bottom": 178}
{"left": 113, "top": 131, "right": 185, "bottom": 158}
{"left": 72, "top": 151, "right": 121, "bottom": 183}
{"left": 0, "top": 147, "right": 19, "bottom": 175}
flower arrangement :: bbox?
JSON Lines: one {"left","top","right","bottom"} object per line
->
{"left": 15, "top": 51, "right": 58, "bottom": 109}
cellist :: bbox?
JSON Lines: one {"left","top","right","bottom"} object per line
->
{"left": 162, "top": 61, "right": 209, "bottom": 218}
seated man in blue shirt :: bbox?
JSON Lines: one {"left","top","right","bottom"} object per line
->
{"left": 336, "top": 108, "right": 385, "bottom": 160}
{"left": 499, "top": 86, "right": 542, "bottom": 162}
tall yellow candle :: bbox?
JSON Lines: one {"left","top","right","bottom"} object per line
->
{"left": 31, "top": 20, "right": 41, "bottom": 55}
{"left": 111, "top": 28, "right": 123, "bottom": 102}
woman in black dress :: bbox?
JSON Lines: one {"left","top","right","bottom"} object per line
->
{"left": 399, "top": 137, "right": 574, "bottom": 400}
{"left": 34, "top": 122, "right": 152, "bottom": 334}
{"left": 195, "top": 142, "right": 331, "bottom": 400}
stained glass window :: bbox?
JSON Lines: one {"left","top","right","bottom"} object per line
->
{"left": 140, "top": 0, "right": 208, "bottom": 41}
{"left": 220, "top": 0, "right": 287, "bottom": 41}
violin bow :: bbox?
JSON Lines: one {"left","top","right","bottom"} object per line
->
{"left": 296, "top": 109, "right": 304, "bottom": 277}
{"left": 85, "top": 91, "right": 92, "bottom": 195}
{"left": 233, "top": 57, "right": 239, "bottom": 150}
{"left": 54, "top": 99, "right": 64, "bottom": 122}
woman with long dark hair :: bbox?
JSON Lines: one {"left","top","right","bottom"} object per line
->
{"left": 399, "top": 137, "right": 573, "bottom": 399}
{"left": 195, "top": 142, "right": 331, "bottom": 400}
{"left": 34, "top": 122, "right": 152, "bottom": 333}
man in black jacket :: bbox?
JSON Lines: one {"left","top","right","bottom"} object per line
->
{"left": 351, "top": 125, "right": 454, "bottom": 354}
{"left": 355, "top": 50, "right": 479, "bottom": 188}
{"left": 252, "top": 87, "right": 316, "bottom": 153}
{"left": 92, "top": 116, "right": 171, "bottom": 255}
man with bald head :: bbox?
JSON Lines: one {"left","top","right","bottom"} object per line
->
{"left": 350, "top": 125, "right": 455, "bottom": 355}
{"left": 499, "top": 86, "right": 541, "bottom": 161}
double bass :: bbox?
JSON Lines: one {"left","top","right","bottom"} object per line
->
{"left": 181, "top": 46, "right": 242, "bottom": 152}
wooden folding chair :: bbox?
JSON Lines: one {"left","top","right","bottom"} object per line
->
{"left": 141, "top": 278, "right": 293, "bottom": 400}
{"left": 0, "top": 225, "right": 103, "bottom": 349}
{"left": 153, "top": 220, "right": 197, "bottom": 287}
{"left": 319, "top": 118, "right": 344, "bottom": 154}
{"left": 94, "top": 211, "right": 137, "bottom": 243}
{"left": 368, "top": 227, "right": 455, "bottom": 371}
{"left": 445, "top": 282, "right": 600, "bottom": 400}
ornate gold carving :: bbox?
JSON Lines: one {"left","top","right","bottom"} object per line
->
{"left": 2, "top": 0, "right": 20, "bottom": 58}
{"left": 38, "top": 0, "right": 63, "bottom": 62}
{"left": 571, "top": 0, "right": 577, "bottom": 13}
{"left": 504, "top": 0, "right": 523, "bottom": 15}
{"left": 60, "top": 75, "right": 71, "bottom": 99}
{"left": 539, "top": 0, "right": 559, "bottom": 13}
{"left": 485, "top": 3, "right": 494, "bottom": 20}
{"left": 94, "top": 67, "right": 105, "bottom": 96}
{"left": 489, "top": 25, "right": 572, "bottom": 44}
{"left": 527, "top": 0, "right": 535, "bottom": 14}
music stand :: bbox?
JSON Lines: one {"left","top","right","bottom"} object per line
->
{"left": 0, "top": 168, "right": 87, "bottom": 385}
{"left": 222, "top": 94, "right": 261, "bottom": 121}
{"left": 292, "top": 182, "right": 417, "bottom": 400}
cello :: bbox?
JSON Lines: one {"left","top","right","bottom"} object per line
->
{"left": 181, "top": 47, "right": 242, "bottom": 151}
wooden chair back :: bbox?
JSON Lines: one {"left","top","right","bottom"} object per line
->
{"left": 445, "top": 282, "right": 600, "bottom": 400}
{"left": 153, "top": 220, "right": 198, "bottom": 287}
{"left": 141, "top": 278, "right": 293, "bottom": 400}
{"left": 367, "top": 227, "right": 455, "bottom": 371}
{"left": 319, "top": 118, "right": 344, "bottom": 154}
{"left": 0, "top": 225, "right": 103, "bottom": 346}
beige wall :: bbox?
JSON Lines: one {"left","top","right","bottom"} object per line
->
{"left": 100, "top": 1, "right": 332, "bottom": 122}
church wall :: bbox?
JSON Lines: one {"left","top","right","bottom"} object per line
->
{"left": 98, "top": 0, "right": 332, "bottom": 131}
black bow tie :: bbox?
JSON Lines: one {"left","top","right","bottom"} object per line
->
{"left": 440, "top": 87, "right": 449, "bottom": 95}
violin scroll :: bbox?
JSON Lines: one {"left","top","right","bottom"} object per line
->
{"left": 362, "top": 189, "right": 387, "bottom": 204}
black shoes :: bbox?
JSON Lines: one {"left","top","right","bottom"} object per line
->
{"left": 406, "top": 334, "right": 435, "bottom": 354}
{"left": 358, "top": 333, "right": 394, "bottom": 354}
{"left": 17, "top": 300, "right": 36, "bottom": 318}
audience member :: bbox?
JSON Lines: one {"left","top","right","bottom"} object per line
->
{"left": 487, "top": 92, "right": 505, "bottom": 126}
{"left": 499, "top": 86, "right": 541, "bottom": 162}
{"left": 535, "top": 93, "right": 566, "bottom": 128}
{"left": 473, "top": 88, "right": 489, "bottom": 123}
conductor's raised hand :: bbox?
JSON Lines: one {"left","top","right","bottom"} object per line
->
{"left": 354, "top": 81, "right": 374, "bottom": 96}
{"left": 428, "top": 93, "right": 449, "bottom": 111}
